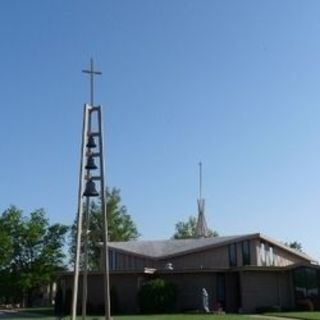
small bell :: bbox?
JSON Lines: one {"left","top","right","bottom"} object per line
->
{"left": 85, "top": 155, "right": 98, "bottom": 170}
{"left": 86, "top": 135, "right": 97, "bottom": 149}
{"left": 83, "top": 179, "right": 99, "bottom": 197}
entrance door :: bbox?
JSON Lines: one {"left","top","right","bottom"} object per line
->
{"left": 216, "top": 273, "right": 226, "bottom": 309}
{"left": 224, "top": 272, "right": 241, "bottom": 313}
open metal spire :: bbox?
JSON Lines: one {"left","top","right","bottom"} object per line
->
{"left": 195, "top": 162, "right": 209, "bottom": 238}
{"left": 199, "top": 161, "right": 202, "bottom": 200}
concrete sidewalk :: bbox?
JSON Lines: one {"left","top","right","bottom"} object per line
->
{"left": 0, "top": 310, "right": 18, "bottom": 318}
{"left": 250, "top": 314, "right": 297, "bottom": 320}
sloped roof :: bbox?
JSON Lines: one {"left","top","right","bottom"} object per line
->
{"left": 108, "top": 233, "right": 250, "bottom": 259}
{"left": 108, "top": 233, "right": 316, "bottom": 263}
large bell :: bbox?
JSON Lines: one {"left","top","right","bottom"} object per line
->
{"left": 85, "top": 155, "right": 98, "bottom": 170}
{"left": 83, "top": 179, "right": 99, "bottom": 197}
{"left": 86, "top": 135, "right": 97, "bottom": 149}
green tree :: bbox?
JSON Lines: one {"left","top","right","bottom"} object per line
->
{"left": 70, "top": 188, "right": 140, "bottom": 270}
{"left": 172, "top": 215, "right": 218, "bottom": 239}
{"left": 0, "top": 219, "right": 12, "bottom": 267}
{"left": 0, "top": 206, "right": 68, "bottom": 306}
{"left": 285, "top": 241, "right": 303, "bottom": 252}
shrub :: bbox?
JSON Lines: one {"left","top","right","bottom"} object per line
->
{"left": 313, "top": 298, "right": 320, "bottom": 311}
{"left": 296, "top": 299, "right": 314, "bottom": 311}
{"left": 138, "top": 278, "right": 177, "bottom": 313}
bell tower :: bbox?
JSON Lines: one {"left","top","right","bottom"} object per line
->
{"left": 71, "top": 59, "right": 112, "bottom": 320}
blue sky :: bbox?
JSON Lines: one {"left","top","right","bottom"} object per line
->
{"left": 1, "top": 0, "right": 320, "bottom": 260}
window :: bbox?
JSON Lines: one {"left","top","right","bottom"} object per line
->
{"left": 127, "top": 255, "right": 133, "bottom": 269}
{"left": 294, "top": 267, "right": 307, "bottom": 299}
{"left": 306, "top": 268, "right": 318, "bottom": 298}
{"left": 228, "top": 243, "right": 237, "bottom": 267}
{"left": 242, "top": 240, "right": 251, "bottom": 265}
{"left": 108, "top": 249, "right": 117, "bottom": 270}
{"left": 262, "top": 243, "right": 275, "bottom": 266}
{"left": 113, "top": 250, "right": 117, "bottom": 270}
{"left": 294, "top": 267, "right": 319, "bottom": 299}
{"left": 260, "top": 242, "right": 266, "bottom": 265}
{"left": 268, "top": 245, "right": 275, "bottom": 266}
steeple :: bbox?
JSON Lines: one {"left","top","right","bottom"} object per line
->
{"left": 195, "top": 162, "right": 209, "bottom": 238}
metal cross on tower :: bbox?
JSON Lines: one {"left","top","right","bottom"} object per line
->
{"left": 71, "top": 59, "right": 112, "bottom": 320}
{"left": 82, "top": 57, "right": 102, "bottom": 106}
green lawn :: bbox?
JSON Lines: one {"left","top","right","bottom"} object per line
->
{"left": 267, "top": 312, "right": 320, "bottom": 320}
{"left": 111, "top": 316, "right": 266, "bottom": 320}
{"left": 0, "top": 310, "right": 269, "bottom": 320}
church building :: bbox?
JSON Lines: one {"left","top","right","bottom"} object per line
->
{"left": 58, "top": 164, "right": 319, "bottom": 314}
{"left": 59, "top": 232, "right": 318, "bottom": 314}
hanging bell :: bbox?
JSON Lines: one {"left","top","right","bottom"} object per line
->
{"left": 85, "top": 155, "right": 98, "bottom": 170}
{"left": 86, "top": 135, "right": 97, "bottom": 149}
{"left": 83, "top": 179, "right": 99, "bottom": 197}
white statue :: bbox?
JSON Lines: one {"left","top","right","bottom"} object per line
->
{"left": 202, "top": 288, "right": 210, "bottom": 313}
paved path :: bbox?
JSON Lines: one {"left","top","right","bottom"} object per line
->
{"left": 0, "top": 310, "right": 18, "bottom": 318}
{"left": 250, "top": 314, "right": 297, "bottom": 320}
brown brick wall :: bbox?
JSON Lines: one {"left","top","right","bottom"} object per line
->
{"left": 59, "top": 269, "right": 296, "bottom": 314}
{"left": 240, "top": 270, "right": 294, "bottom": 313}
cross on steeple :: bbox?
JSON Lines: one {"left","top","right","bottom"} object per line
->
{"left": 82, "top": 58, "right": 102, "bottom": 106}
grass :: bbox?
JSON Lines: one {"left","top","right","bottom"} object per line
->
{"left": 5, "top": 309, "right": 320, "bottom": 320}
{"left": 266, "top": 312, "right": 320, "bottom": 320}
{"left": 113, "top": 316, "right": 266, "bottom": 320}
{"left": 0, "top": 309, "right": 270, "bottom": 320}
